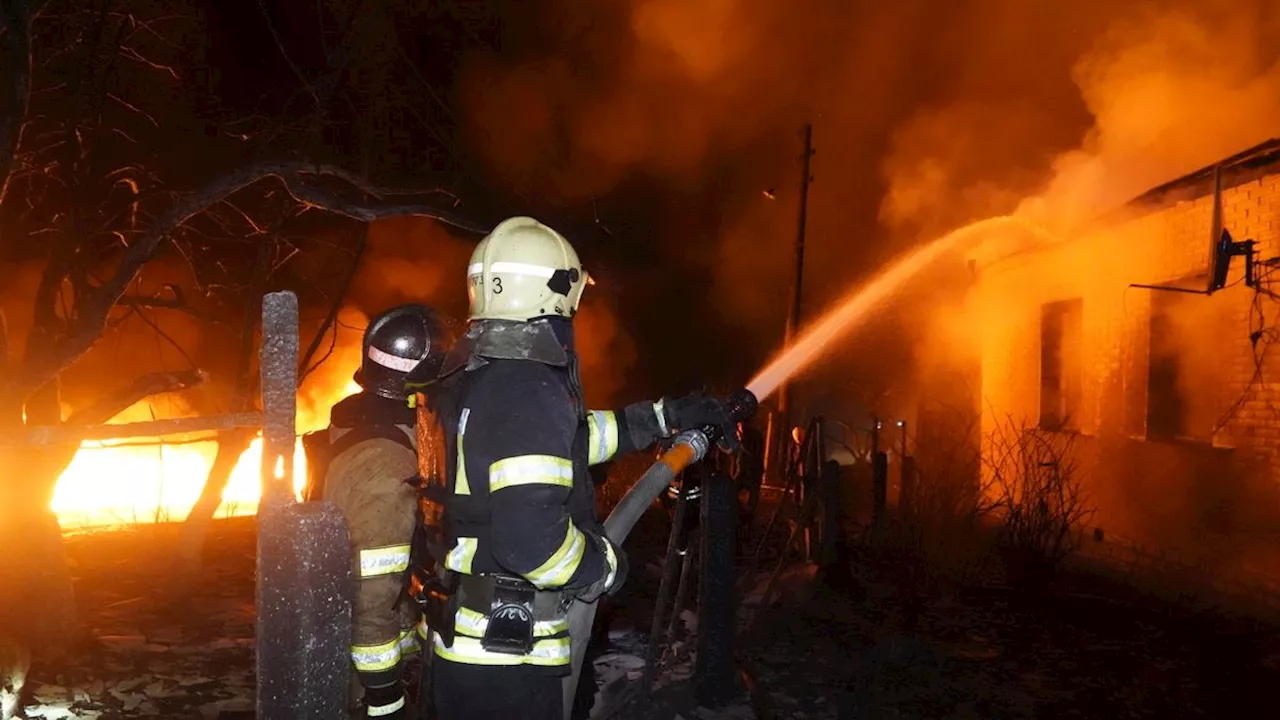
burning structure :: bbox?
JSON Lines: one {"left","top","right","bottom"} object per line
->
{"left": 966, "top": 138, "right": 1280, "bottom": 589}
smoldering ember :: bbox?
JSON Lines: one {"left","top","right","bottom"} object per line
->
{"left": 3, "top": 1, "right": 1280, "bottom": 719}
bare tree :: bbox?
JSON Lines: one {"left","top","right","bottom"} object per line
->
{"left": 0, "top": 0, "right": 483, "bottom": 651}
{"left": 884, "top": 402, "right": 997, "bottom": 613}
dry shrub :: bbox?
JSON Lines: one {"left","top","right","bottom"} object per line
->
{"left": 984, "top": 414, "right": 1096, "bottom": 588}
{"left": 882, "top": 404, "right": 996, "bottom": 600}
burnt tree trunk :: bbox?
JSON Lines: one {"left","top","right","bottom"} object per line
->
{"left": 176, "top": 239, "right": 275, "bottom": 571}
{"left": 174, "top": 221, "right": 366, "bottom": 575}
{"left": 0, "top": 374, "right": 79, "bottom": 661}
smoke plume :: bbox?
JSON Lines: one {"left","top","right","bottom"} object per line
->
{"left": 457, "top": 0, "right": 1280, "bottom": 584}
{"left": 892, "top": 3, "right": 1280, "bottom": 581}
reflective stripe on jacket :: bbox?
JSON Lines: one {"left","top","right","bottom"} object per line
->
{"left": 436, "top": 359, "right": 657, "bottom": 669}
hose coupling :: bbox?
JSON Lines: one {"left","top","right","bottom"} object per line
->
{"left": 673, "top": 429, "right": 711, "bottom": 463}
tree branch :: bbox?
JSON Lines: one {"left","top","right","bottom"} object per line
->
{"left": 66, "top": 367, "right": 205, "bottom": 426}
{"left": 118, "top": 282, "right": 184, "bottom": 309}
{"left": 228, "top": 232, "right": 276, "bottom": 412}
{"left": 299, "top": 225, "right": 366, "bottom": 381}
{"left": 255, "top": 0, "right": 320, "bottom": 110}
{"left": 0, "top": 0, "right": 40, "bottom": 208}
{"left": 11, "top": 160, "right": 488, "bottom": 405}
{"left": 9, "top": 411, "right": 261, "bottom": 446}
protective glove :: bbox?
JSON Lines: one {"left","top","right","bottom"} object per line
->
{"left": 662, "top": 392, "right": 741, "bottom": 452}
{"left": 577, "top": 532, "right": 628, "bottom": 603}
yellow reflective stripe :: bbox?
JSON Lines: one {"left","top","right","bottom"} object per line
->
{"left": 489, "top": 455, "right": 573, "bottom": 491}
{"left": 587, "top": 411, "right": 620, "bottom": 465}
{"left": 358, "top": 544, "right": 411, "bottom": 578}
{"left": 432, "top": 633, "right": 571, "bottom": 667}
{"left": 453, "top": 606, "right": 569, "bottom": 639}
{"left": 455, "top": 409, "right": 471, "bottom": 495}
{"left": 351, "top": 637, "right": 402, "bottom": 672}
{"left": 602, "top": 536, "right": 619, "bottom": 589}
{"left": 444, "top": 537, "right": 477, "bottom": 574}
{"left": 398, "top": 628, "right": 420, "bottom": 656}
{"left": 367, "top": 696, "right": 406, "bottom": 717}
{"left": 524, "top": 523, "right": 586, "bottom": 589}
{"left": 352, "top": 629, "right": 419, "bottom": 672}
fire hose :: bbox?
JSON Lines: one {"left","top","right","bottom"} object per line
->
{"left": 561, "top": 389, "right": 759, "bottom": 720}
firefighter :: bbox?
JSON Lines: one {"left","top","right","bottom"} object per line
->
{"left": 310, "top": 304, "right": 453, "bottom": 719}
{"left": 414, "top": 216, "right": 738, "bottom": 720}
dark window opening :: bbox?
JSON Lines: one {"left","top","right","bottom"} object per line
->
{"left": 1040, "top": 299, "right": 1083, "bottom": 431}
{"left": 1147, "top": 287, "right": 1217, "bottom": 442}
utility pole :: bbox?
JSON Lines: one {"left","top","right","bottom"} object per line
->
{"left": 778, "top": 123, "right": 814, "bottom": 417}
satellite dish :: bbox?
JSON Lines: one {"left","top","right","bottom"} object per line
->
{"left": 1208, "top": 227, "right": 1256, "bottom": 294}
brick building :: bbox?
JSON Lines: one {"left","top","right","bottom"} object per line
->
{"left": 966, "top": 139, "right": 1280, "bottom": 583}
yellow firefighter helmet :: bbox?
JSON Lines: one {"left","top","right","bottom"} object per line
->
{"left": 467, "top": 216, "right": 590, "bottom": 322}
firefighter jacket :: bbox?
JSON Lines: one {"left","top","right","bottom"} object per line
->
{"left": 432, "top": 324, "right": 669, "bottom": 672}
{"left": 320, "top": 393, "right": 426, "bottom": 693}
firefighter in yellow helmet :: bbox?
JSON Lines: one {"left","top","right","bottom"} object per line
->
{"left": 411, "top": 217, "right": 737, "bottom": 720}
{"left": 302, "top": 304, "right": 454, "bottom": 719}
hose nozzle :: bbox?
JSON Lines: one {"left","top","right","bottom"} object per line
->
{"left": 691, "top": 388, "right": 760, "bottom": 449}
{"left": 725, "top": 387, "right": 759, "bottom": 424}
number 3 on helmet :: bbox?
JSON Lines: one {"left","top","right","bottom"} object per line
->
{"left": 467, "top": 216, "right": 591, "bottom": 322}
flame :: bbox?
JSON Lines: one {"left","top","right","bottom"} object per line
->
{"left": 51, "top": 378, "right": 362, "bottom": 531}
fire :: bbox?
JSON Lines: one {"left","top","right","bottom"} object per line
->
{"left": 51, "top": 379, "right": 361, "bottom": 531}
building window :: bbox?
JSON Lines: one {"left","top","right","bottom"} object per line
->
{"left": 1040, "top": 299, "right": 1083, "bottom": 431}
{"left": 1146, "top": 288, "right": 1217, "bottom": 442}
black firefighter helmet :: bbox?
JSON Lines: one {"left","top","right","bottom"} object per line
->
{"left": 354, "top": 304, "right": 454, "bottom": 401}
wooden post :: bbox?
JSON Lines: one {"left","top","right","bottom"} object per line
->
{"left": 777, "top": 124, "right": 814, "bottom": 419}
{"left": 695, "top": 468, "right": 738, "bottom": 708}
{"left": 255, "top": 291, "right": 353, "bottom": 719}
{"left": 871, "top": 418, "right": 887, "bottom": 545}
{"left": 898, "top": 420, "right": 915, "bottom": 516}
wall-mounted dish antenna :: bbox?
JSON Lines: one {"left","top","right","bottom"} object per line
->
{"left": 1130, "top": 164, "right": 1258, "bottom": 296}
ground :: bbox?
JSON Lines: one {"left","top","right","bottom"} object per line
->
{"left": 589, "top": 504, "right": 1280, "bottom": 720}
{"left": 13, "top": 509, "right": 1280, "bottom": 719}
{"left": 19, "top": 520, "right": 257, "bottom": 719}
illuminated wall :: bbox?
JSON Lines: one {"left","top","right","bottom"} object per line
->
{"left": 971, "top": 164, "right": 1280, "bottom": 579}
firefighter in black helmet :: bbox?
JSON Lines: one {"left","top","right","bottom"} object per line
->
{"left": 416, "top": 217, "right": 738, "bottom": 720}
{"left": 305, "top": 304, "right": 454, "bottom": 719}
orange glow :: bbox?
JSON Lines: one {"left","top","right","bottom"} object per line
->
{"left": 51, "top": 377, "right": 362, "bottom": 531}
{"left": 747, "top": 216, "right": 1057, "bottom": 402}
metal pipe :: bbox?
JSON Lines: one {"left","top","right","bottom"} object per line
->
{"left": 666, "top": 544, "right": 696, "bottom": 642}
{"left": 640, "top": 475, "right": 693, "bottom": 696}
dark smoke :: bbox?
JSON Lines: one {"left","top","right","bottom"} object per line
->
{"left": 453, "top": 0, "right": 1280, "bottom": 583}
{"left": 453, "top": 1, "right": 1216, "bottom": 396}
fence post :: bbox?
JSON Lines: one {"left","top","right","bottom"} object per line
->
{"left": 695, "top": 468, "right": 739, "bottom": 708}
{"left": 871, "top": 418, "right": 888, "bottom": 546}
{"left": 255, "top": 291, "right": 353, "bottom": 720}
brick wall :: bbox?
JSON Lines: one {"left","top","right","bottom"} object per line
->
{"left": 971, "top": 171, "right": 1280, "bottom": 580}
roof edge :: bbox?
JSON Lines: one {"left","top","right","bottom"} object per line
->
{"left": 1105, "top": 138, "right": 1280, "bottom": 221}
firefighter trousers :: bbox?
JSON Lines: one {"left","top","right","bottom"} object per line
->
{"left": 432, "top": 659, "right": 563, "bottom": 720}
{"left": 324, "top": 439, "right": 424, "bottom": 709}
